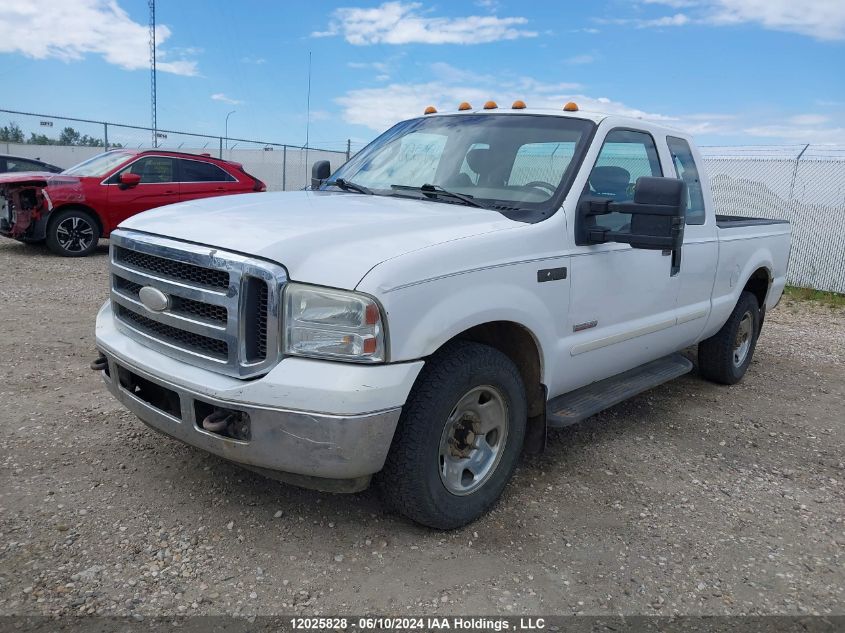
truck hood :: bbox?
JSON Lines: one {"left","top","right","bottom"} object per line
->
{"left": 119, "top": 190, "right": 519, "bottom": 289}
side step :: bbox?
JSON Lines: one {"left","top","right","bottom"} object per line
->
{"left": 546, "top": 353, "right": 693, "bottom": 428}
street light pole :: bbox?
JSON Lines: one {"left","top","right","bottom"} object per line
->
{"left": 225, "top": 110, "right": 236, "bottom": 152}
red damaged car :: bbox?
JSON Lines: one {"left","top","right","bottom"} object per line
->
{"left": 0, "top": 149, "right": 266, "bottom": 256}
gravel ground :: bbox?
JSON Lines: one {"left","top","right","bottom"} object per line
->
{"left": 0, "top": 238, "right": 843, "bottom": 619}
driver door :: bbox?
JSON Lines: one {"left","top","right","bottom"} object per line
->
{"left": 106, "top": 156, "right": 179, "bottom": 226}
{"left": 564, "top": 128, "right": 684, "bottom": 391}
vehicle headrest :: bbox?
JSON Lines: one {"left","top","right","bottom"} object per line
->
{"left": 466, "top": 148, "right": 493, "bottom": 175}
{"left": 589, "top": 165, "right": 630, "bottom": 197}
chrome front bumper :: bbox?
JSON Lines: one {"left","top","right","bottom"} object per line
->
{"left": 99, "top": 350, "right": 402, "bottom": 492}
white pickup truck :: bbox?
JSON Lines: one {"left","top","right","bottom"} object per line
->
{"left": 94, "top": 102, "right": 791, "bottom": 528}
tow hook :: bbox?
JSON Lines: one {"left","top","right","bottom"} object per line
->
{"left": 90, "top": 353, "right": 108, "bottom": 371}
{"left": 201, "top": 408, "right": 251, "bottom": 441}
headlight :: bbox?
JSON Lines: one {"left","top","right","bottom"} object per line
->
{"left": 283, "top": 283, "right": 386, "bottom": 363}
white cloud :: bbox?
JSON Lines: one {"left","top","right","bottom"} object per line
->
{"left": 565, "top": 54, "right": 595, "bottom": 65}
{"left": 788, "top": 114, "right": 830, "bottom": 126}
{"left": 211, "top": 93, "right": 243, "bottom": 105}
{"left": 743, "top": 124, "right": 845, "bottom": 143}
{"left": 335, "top": 66, "right": 667, "bottom": 131}
{"left": 0, "top": 0, "right": 199, "bottom": 75}
{"left": 241, "top": 56, "right": 267, "bottom": 65}
{"left": 475, "top": 0, "right": 501, "bottom": 11}
{"left": 629, "top": 0, "right": 845, "bottom": 40}
{"left": 643, "top": 0, "right": 697, "bottom": 7}
{"left": 313, "top": 1, "right": 537, "bottom": 45}
{"left": 332, "top": 64, "right": 843, "bottom": 144}
{"left": 348, "top": 61, "right": 391, "bottom": 72}
{"left": 708, "top": 0, "right": 845, "bottom": 41}
{"left": 640, "top": 13, "right": 691, "bottom": 27}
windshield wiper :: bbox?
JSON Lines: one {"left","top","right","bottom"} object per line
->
{"left": 324, "top": 178, "right": 373, "bottom": 195}
{"left": 390, "top": 183, "right": 486, "bottom": 208}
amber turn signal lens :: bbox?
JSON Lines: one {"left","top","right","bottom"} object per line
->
{"left": 512, "top": 100, "right": 527, "bottom": 109}
{"left": 563, "top": 101, "right": 579, "bottom": 112}
{"left": 483, "top": 101, "right": 498, "bottom": 110}
{"left": 458, "top": 102, "right": 472, "bottom": 111}
{"left": 424, "top": 105, "right": 437, "bottom": 114}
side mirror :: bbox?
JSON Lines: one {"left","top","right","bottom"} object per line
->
{"left": 311, "top": 160, "right": 331, "bottom": 190}
{"left": 576, "top": 176, "right": 686, "bottom": 250}
{"left": 119, "top": 172, "right": 142, "bottom": 189}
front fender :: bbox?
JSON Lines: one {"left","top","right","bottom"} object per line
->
{"left": 372, "top": 264, "right": 564, "bottom": 384}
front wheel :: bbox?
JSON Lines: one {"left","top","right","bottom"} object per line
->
{"left": 376, "top": 341, "right": 527, "bottom": 529}
{"left": 698, "top": 291, "right": 761, "bottom": 385}
{"left": 46, "top": 208, "right": 100, "bottom": 257}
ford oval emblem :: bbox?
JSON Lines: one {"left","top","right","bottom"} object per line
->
{"left": 139, "top": 286, "right": 170, "bottom": 312}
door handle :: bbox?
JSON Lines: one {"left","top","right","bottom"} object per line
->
{"left": 661, "top": 249, "right": 672, "bottom": 256}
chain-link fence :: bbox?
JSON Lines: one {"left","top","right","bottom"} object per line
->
{"left": 2, "top": 109, "right": 843, "bottom": 292}
{"left": 0, "top": 109, "right": 350, "bottom": 191}
{"left": 701, "top": 145, "right": 845, "bottom": 293}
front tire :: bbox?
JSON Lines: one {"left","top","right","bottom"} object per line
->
{"left": 46, "top": 208, "right": 100, "bottom": 257}
{"left": 376, "top": 341, "right": 527, "bottom": 529}
{"left": 698, "top": 291, "right": 761, "bottom": 385}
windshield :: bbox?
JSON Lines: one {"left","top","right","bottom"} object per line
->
{"left": 327, "top": 114, "right": 595, "bottom": 218}
{"left": 62, "top": 151, "right": 134, "bottom": 177}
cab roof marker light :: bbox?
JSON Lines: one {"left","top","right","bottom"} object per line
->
{"left": 512, "top": 100, "right": 527, "bottom": 109}
{"left": 424, "top": 105, "right": 437, "bottom": 115}
{"left": 483, "top": 101, "right": 498, "bottom": 110}
{"left": 563, "top": 101, "right": 579, "bottom": 112}
{"left": 457, "top": 102, "right": 472, "bottom": 111}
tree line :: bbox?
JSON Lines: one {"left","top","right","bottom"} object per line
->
{"left": 0, "top": 121, "right": 122, "bottom": 148}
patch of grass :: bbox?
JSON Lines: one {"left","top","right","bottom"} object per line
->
{"left": 783, "top": 286, "right": 845, "bottom": 308}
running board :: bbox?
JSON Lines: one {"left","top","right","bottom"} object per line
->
{"left": 546, "top": 353, "right": 693, "bottom": 428}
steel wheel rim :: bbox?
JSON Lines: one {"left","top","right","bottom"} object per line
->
{"left": 56, "top": 216, "right": 94, "bottom": 252}
{"left": 438, "top": 385, "right": 509, "bottom": 496}
{"left": 733, "top": 311, "right": 753, "bottom": 367}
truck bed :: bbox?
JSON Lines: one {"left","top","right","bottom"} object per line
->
{"left": 716, "top": 214, "right": 789, "bottom": 229}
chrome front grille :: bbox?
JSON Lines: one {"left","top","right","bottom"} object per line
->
{"left": 109, "top": 230, "right": 287, "bottom": 378}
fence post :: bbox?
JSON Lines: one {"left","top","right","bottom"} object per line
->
{"left": 282, "top": 145, "right": 287, "bottom": 191}
{"left": 346, "top": 139, "right": 351, "bottom": 161}
{"left": 788, "top": 143, "right": 810, "bottom": 204}
{"left": 218, "top": 137, "right": 223, "bottom": 159}
{"left": 104, "top": 123, "right": 109, "bottom": 151}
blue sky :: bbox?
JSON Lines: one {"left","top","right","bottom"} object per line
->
{"left": 1, "top": 0, "right": 844, "bottom": 151}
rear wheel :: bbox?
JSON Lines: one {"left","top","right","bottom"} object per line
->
{"left": 46, "top": 208, "right": 100, "bottom": 257}
{"left": 698, "top": 291, "right": 761, "bottom": 385}
{"left": 376, "top": 341, "right": 527, "bottom": 529}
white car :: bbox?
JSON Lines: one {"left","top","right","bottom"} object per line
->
{"left": 94, "top": 101, "right": 791, "bottom": 529}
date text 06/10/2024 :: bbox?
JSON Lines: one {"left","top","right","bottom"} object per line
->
{"left": 289, "top": 617, "right": 547, "bottom": 631}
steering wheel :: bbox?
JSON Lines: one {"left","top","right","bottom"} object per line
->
{"left": 521, "top": 181, "right": 557, "bottom": 195}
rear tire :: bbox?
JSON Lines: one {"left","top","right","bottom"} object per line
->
{"left": 46, "top": 208, "right": 100, "bottom": 257}
{"left": 376, "top": 341, "right": 527, "bottom": 530}
{"left": 698, "top": 291, "right": 761, "bottom": 385}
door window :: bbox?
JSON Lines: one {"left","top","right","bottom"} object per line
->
{"left": 178, "top": 159, "right": 234, "bottom": 182}
{"left": 667, "top": 136, "right": 706, "bottom": 225}
{"left": 508, "top": 142, "right": 577, "bottom": 192}
{"left": 585, "top": 129, "right": 663, "bottom": 231}
{"left": 117, "top": 157, "right": 175, "bottom": 183}
{"left": 5, "top": 158, "right": 44, "bottom": 172}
